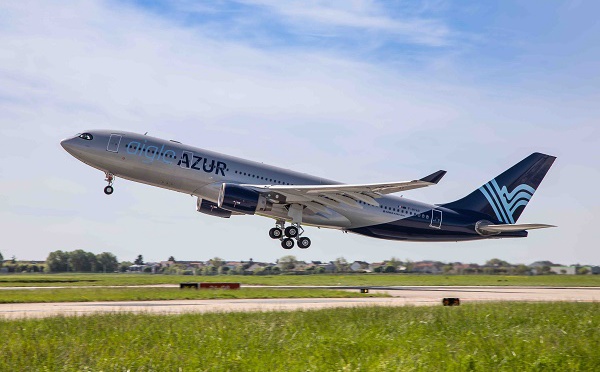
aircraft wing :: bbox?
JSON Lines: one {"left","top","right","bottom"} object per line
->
{"left": 242, "top": 170, "right": 446, "bottom": 212}
{"left": 478, "top": 223, "right": 556, "bottom": 233}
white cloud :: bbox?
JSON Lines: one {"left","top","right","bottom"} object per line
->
{"left": 237, "top": 0, "right": 452, "bottom": 46}
{"left": 0, "top": 1, "right": 598, "bottom": 265}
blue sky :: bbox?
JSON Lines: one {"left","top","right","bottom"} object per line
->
{"left": 0, "top": 1, "right": 598, "bottom": 264}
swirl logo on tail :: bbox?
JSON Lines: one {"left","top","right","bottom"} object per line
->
{"left": 479, "top": 180, "right": 535, "bottom": 224}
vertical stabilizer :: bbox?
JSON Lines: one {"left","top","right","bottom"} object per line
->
{"left": 442, "top": 153, "right": 556, "bottom": 223}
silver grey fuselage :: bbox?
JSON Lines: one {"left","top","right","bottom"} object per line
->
{"left": 61, "top": 130, "right": 532, "bottom": 242}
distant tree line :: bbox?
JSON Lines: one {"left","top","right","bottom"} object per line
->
{"left": 45, "top": 250, "right": 119, "bottom": 273}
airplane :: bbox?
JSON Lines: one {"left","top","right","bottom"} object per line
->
{"left": 61, "top": 130, "right": 556, "bottom": 249}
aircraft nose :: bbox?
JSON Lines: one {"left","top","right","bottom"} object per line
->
{"left": 60, "top": 138, "right": 76, "bottom": 154}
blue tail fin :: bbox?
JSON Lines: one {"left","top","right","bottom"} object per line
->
{"left": 442, "top": 153, "right": 556, "bottom": 224}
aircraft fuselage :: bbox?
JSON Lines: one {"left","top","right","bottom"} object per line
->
{"left": 61, "top": 130, "right": 552, "bottom": 247}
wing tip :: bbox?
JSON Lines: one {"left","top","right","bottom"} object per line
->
{"left": 420, "top": 170, "right": 446, "bottom": 184}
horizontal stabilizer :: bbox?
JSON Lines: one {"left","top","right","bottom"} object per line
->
{"left": 478, "top": 223, "right": 556, "bottom": 233}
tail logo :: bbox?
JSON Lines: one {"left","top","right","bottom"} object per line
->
{"left": 479, "top": 180, "right": 535, "bottom": 224}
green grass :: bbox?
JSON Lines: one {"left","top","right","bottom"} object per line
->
{"left": 1, "top": 302, "right": 598, "bottom": 371}
{"left": 0, "top": 287, "right": 383, "bottom": 303}
{"left": 1, "top": 273, "right": 600, "bottom": 287}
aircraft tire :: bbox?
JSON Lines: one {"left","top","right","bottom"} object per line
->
{"left": 281, "top": 238, "right": 294, "bottom": 249}
{"left": 269, "top": 228, "right": 283, "bottom": 239}
{"left": 104, "top": 185, "right": 114, "bottom": 195}
{"left": 297, "top": 237, "right": 311, "bottom": 249}
{"left": 284, "top": 226, "right": 298, "bottom": 238}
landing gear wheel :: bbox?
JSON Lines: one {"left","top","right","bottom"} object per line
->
{"left": 269, "top": 228, "right": 283, "bottom": 239}
{"left": 285, "top": 226, "right": 299, "bottom": 238}
{"left": 104, "top": 172, "right": 115, "bottom": 195}
{"left": 281, "top": 238, "right": 295, "bottom": 249}
{"left": 297, "top": 237, "right": 311, "bottom": 249}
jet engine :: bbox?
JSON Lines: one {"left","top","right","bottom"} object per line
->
{"left": 218, "top": 183, "right": 272, "bottom": 215}
{"left": 196, "top": 198, "right": 232, "bottom": 218}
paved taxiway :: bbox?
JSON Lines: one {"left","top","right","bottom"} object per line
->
{"left": 1, "top": 286, "right": 599, "bottom": 319}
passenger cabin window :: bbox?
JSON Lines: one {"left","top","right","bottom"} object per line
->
{"left": 78, "top": 133, "right": 93, "bottom": 140}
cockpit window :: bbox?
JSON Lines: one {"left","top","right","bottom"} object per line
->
{"left": 78, "top": 133, "right": 93, "bottom": 140}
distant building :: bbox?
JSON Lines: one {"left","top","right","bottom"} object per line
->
{"left": 412, "top": 261, "right": 443, "bottom": 274}
{"left": 128, "top": 264, "right": 146, "bottom": 272}
{"left": 549, "top": 266, "right": 577, "bottom": 275}
{"left": 350, "top": 261, "right": 370, "bottom": 272}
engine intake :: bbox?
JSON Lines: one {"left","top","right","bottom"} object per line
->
{"left": 197, "top": 198, "right": 232, "bottom": 218}
{"left": 218, "top": 184, "right": 272, "bottom": 215}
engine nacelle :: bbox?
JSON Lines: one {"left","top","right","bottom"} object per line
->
{"left": 197, "top": 198, "right": 232, "bottom": 218}
{"left": 218, "top": 183, "right": 272, "bottom": 215}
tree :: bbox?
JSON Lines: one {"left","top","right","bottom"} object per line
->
{"left": 404, "top": 259, "right": 414, "bottom": 273}
{"left": 334, "top": 257, "right": 349, "bottom": 273}
{"left": 383, "top": 265, "right": 396, "bottom": 273}
{"left": 46, "top": 250, "right": 70, "bottom": 272}
{"left": 168, "top": 256, "right": 175, "bottom": 262}
{"left": 0, "top": 251, "right": 3, "bottom": 267}
{"left": 578, "top": 267, "right": 590, "bottom": 275}
{"left": 386, "top": 257, "right": 403, "bottom": 269}
{"left": 202, "top": 265, "right": 217, "bottom": 276}
{"left": 486, "top": 258, "right": 510, "bottom": 267}
{"left": 209, "top": 257, "right": 224, "bottom": 268}
{"left": 69, "top": 249, "right": 93, "bottom": 272}
{"left": 97, "top": 252, "right": 118, "bottom": 273}
{"left": 119, "top": 261, "right": 133, "bottom": 272}
{"left": 86, "top": 252, "right": 98, "bottom": 272}
{"left": 279, "top": 255, "right": 297, "bottom": 271}
{"left": 513, "top": 264, "right": 530, "bottom": 275}
{"left": 134, "top": 255, "right": 144, "bottom": 265}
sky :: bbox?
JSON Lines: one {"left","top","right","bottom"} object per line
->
{"left": 0, "top": 0, "right": 598, "bottom": 265}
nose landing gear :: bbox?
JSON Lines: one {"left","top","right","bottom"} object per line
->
{"left": 104, "top": 173, "right": 115, "bottom": 195}
{"left": 269, "top": 220, "right": 311, "bottom": 249}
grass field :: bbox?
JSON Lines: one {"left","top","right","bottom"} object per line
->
{"left": 0, "top": 287, "right": 385, "bottom": 303}
{"left": 2, "top": 273, "right": 600, "bottom": 287}
{"left": 0, "top": 302, "right": 598, "bottom": 371}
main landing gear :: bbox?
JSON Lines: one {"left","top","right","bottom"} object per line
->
{"left": 269, "top": 220, "right": 311, "bottom": 249}
{"left": 104, "top": 173, "right": 115, "bottom": 195}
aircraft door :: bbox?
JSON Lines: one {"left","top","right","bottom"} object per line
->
{"left": 107, "top": 134, "right": 122, "bottom": 153}
{"left": 430, "top": 209, "right": 442, "bottom": 229}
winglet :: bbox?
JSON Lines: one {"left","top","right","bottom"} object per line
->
{"left": 420, "top": 170, "right": 446, "bottom": 184}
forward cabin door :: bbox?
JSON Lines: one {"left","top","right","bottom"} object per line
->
{"left": 430, "top": 209, "right": 442, "bottom": 229}
{"left": 107, "top": 134, "right": 122, "bottom": 153}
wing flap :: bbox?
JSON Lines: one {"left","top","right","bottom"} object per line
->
{"left": 240, "top": 170, "right": 445, "bottom": 213}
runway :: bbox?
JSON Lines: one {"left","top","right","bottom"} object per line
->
{"left": 1, "top": 286, "right": 598, "bottom": 319}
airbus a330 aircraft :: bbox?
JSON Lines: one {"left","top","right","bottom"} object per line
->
{"left": 61, "top": 130, "right": 556, "bottom": 249}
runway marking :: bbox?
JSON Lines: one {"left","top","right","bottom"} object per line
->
{"left": 1, "top": 286, "right": 599, "bottom": 319}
